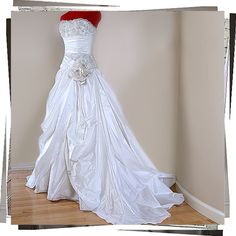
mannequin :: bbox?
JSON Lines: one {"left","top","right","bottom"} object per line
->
{"left": 60, "top": 11, "right": 101, "bottom": 27}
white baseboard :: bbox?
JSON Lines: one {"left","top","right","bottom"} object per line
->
{"left": 159, "top": 174, "right": 176, "bottom": 188}
{"left": 10, "top": 162, "right": 34, "bottom": 171}
{"left": 9, "top": 164, "right": 177, "bottom": 187}
{"left": 176, "top": 181, "right": 225, "bottom": 224}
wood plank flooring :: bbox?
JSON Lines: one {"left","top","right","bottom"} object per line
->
{"left": 9, "top": 170, "right": 215, "bottom": 225}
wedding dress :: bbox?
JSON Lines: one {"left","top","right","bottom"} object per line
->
{"left": 26, "top": 18, "right": 184, "bottom": 225}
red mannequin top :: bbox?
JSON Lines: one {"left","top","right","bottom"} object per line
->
{"left": 60, "top": 11, "right": 101, "bottom": 28}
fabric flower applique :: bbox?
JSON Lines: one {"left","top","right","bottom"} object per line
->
{"left": 68, "top": 54, "right": 96, "bottom": 85}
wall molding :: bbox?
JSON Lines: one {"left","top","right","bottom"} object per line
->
{"left": 10, "top": 163, "right": 177, "bottom": 187}
{"left": 176, "top": 181, "right": 225, "bottom": 224}
{"left": 10, "top": 162, "right": 34, "bottom": 171}
{"left": 159, "top": 174, "right": 176, "bottom": 188}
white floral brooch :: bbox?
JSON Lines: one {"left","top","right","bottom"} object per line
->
{"left": 68, "top": 54, "right": 96, "bottom": 85}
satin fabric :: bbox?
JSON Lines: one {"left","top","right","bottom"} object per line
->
{"left": 26, "top": 18, "right": 184, "bottom": 225}
{"left": 63, "top": 35, "right": 94, "bottom": 54}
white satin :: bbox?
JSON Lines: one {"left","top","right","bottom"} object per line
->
{"left": 64, "top": 35, "right": 94, "bottom": 54}
{"left": 26, "top": 18, "right": 184, "bottom": 225}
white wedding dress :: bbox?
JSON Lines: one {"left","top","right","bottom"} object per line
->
{"left": 26, "top": 18, "right": 184, "bottom": 225}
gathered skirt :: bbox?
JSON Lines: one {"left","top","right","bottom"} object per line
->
{"left": 26, "top": 55, "right": 184, "bottom": 224}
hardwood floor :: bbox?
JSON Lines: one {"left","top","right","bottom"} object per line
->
{"left": 9, "top": 170, "right": 215, "bottom": 225}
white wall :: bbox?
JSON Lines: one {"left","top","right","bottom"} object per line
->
{"left": 11, "top": 11, "right": 180, "bottom": 174}
{"left": 177, "top": 11, "right": 225, "bottom": 223}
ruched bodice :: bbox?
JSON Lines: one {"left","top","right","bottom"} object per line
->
{"left": 63, "top": 36, "right": 94, "bottom": 54}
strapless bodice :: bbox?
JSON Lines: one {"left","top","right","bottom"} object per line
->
{"left": 59, "top": 18, "right": 96, "bottom": 55}
{"left": 59, "top": 18, "right": 97, "bottom": 85}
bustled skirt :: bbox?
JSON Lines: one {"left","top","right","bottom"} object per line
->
{"left": 26, "top": 58, "right": 184, "bottom": 224}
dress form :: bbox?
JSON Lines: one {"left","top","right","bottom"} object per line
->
{"left": 60, "top": 11, "right": 101, "bottom": 27}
